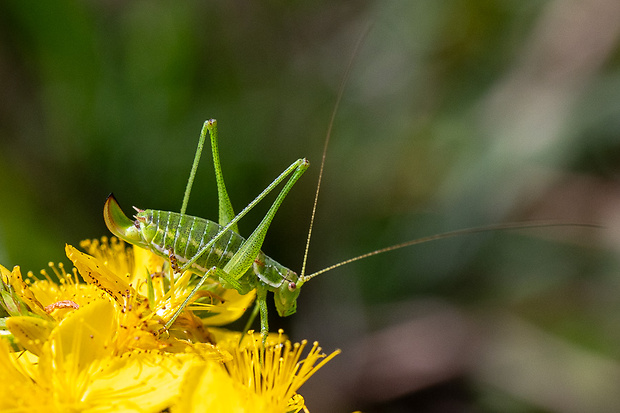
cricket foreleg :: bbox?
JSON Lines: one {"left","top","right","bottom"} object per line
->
{"left": 223, "top": 158, "right": 309, "bottom": 279}
{"left": 256, "top": 284, "right": 269, "bottom": 346}
{"left": 180, "top": 158, "right": 309, "bottom": 275}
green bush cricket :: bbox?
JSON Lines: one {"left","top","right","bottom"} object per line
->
{"left": 104, "top": 119, "right": 309, "bottom": 341}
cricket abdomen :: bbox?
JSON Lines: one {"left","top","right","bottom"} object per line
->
{"left": 146, "top": 210, "right": 245, "bottom": 274}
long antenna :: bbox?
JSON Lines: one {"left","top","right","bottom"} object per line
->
{"left": 301, "top": 221, "right": 602, "bottom": 282}
{"left": 300, "top": 25, "right": 372, "bottom": 278}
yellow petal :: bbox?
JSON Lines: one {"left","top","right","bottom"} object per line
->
{"left": 173, "top": 361, "right": 268, "bottom": 413}
{"left": 84, "top": 351, "right": 203, "bottom": 413}
{"left": 66, "top": 244, "right": 135, "bottom": 304}
{"left": 40, "top": 296, "right": 118, "bottom": 393}
{"left": 0, "top": 339, "right": 50, "bottom": 412}
{"left": 6, "top": 316, "right": 55, "bottom": 356}
{"left": 80, "top": 237, "right": 134, "bottom": 278}
{"left": 198, "top": 286, "right": 256, "bottom": 326}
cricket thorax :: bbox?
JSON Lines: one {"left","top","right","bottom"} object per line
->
{"left": 253, "top": 252, "right": 297, "bottom": 288}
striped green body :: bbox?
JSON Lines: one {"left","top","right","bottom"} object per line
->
{"left": 140, "top": 209, "right": 293, "bottom": 294}
{"left": 147, "top": 210, "right": 244, "bottom": 273}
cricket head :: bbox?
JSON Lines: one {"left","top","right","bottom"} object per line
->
{"left": 273, "top": 268, "right": 303, "bottom": 317}
{"left": 255, "top": 254, "right": 304, "bottom": 317}
{"left": 103, "top": 194, "right": 153, "bottom": 248}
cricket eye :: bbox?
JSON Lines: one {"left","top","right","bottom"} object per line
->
{"left": 288, "top": 282, "right": 297, "bottom": 292}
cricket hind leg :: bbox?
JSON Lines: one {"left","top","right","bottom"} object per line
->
{"left": 180, "top": 120, "right": 238, "bottom": 234}
{"left": 207, "top": 120, "right": 238, "bottom": 231}
{"left": 179, "top": 157, "right": 309, "bottom": 277}
{"left": 221, "top": 158, "right": 309, "bottom": 280}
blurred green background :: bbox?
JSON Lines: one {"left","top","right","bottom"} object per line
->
{"left": 1, "top": 1, "right": 620, "bottom": 412}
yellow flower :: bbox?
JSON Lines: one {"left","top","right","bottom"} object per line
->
{"left": 206, "top": 330, "right": 340, "bottom": 412}
{"left": 0, "top": 237, "right": 338, "bottom": 412}
{"left": 1, "top": 296, "right": 202, "bottom": 413}
{"left": 1, "top": 262, "right": 103, "bottom": 355}
{"left": 0, "top": 339, "right": 48, "bottom": 413}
